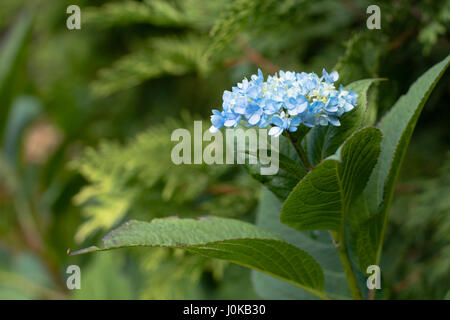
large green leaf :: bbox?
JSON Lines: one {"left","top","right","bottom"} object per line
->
{"left": 252, "top": 187, "right": 351, "bottom": 300}
{"left": 307, "top": 79, "right": 380, "bottom": 166}
{"left": 281, "top": 127, "right": 382, "bottom": 232}
{"left": 364, "top": 54, "right": 450, "bottom": 266}
{"left": 71, "top": 216, "right": 328, "bottom": 299}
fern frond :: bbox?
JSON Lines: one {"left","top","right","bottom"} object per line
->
{"left": 72, "top": 116, "right": 258, "bottom": 242}
{"left": 84, "top": 0, "right": 229, "bottom": 30}
{"left": 91, "top": 35, "right": 211, "bottom": 96}
{"left": 84, "top": 0, "right": 188, "bottom": 28}
{"left": 138, "top": 248, "right": 227, "bottom": 299}
{"left": 334, "top": 32, "right": 386, "bottom": 84}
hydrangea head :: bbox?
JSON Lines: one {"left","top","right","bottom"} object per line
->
{"left": 209, "top": 69, "right": 358, "bottom": 136}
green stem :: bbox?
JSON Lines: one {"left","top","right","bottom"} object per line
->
{"left": 332, "top": 227, "right": 362, "bottom": 300}
{"left": 330, "top": 231, "right": 363, "bottom": 299}
{"left": 368, "top": 288, "right": 375, "bottom": 300}
{"left": 337, "top": 246, "right": 363, "bottom": 300}
{"left": 286, "top": 132, "right": 312, "bottom": 170}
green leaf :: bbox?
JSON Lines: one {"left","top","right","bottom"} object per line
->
{"left": 252, "top": 187, "right": 351, "bottom": 299}
{"left": 71, "top": 216, "right": 327, "bottom": 299}
{"left": 354, "top": 213, "right": 382, "bottom": 272}
{"left": 290, "top": 123, "right": 311, "bottom": 145}
{"left": 2, "top": 96, "right": 42, "bottom": 165}
{"left": 365, "top": 54, "right": 450, "bottom": 265}
{"left": 0, "top": 9, "right": 34, "bottom": 139}
{"left": 281, "top": 127, "right": 382, "bottom": 231}
{"left": 0, "top": 251, "right": 62, "bottom": 299}
{"left": 277, "top": 152, "right": 307, "bottom": 180}
{"left": 248, "top": 149, "right": 306, "bottom": 181}
{"left": 245, "top": 134, "right": 305, "bottom": 201}
{"left": 307, "top": 79, "right": 380, "bottom": 166}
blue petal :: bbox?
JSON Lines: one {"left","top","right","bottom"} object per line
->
{"left": 271, "top": 116, "right": 284, "bottom": 127}
{"left": 248, "top": 113, "right": 261, "bottom": 125}
{"left": 211, "top": 114, "right": 224, "bottom": 128}
{"left": 328, "top": 116, "right": 341, "bottom": 126}
{"left": 290, "top": 116, "right": 301, "bottom": 127}
{"left": 269, "top": 126, "right": 283, "bottom": 137}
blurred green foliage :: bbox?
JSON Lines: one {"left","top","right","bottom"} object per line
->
{"left": 0, "top": 0, "right": 448, "bottom": 299}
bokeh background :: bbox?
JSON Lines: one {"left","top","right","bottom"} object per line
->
{"left": 0, "top": 0, "right": 449, "bottom": 299}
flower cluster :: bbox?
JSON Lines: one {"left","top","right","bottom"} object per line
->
{"left": 209, "top": 69, "right": 358, "bottom": 136}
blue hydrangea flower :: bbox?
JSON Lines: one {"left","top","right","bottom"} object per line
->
{"left": 322, "top": 69, "right": 339, "bottom": 84}
{"left": 209, "top": 69, "right": 358, "bottom": 136}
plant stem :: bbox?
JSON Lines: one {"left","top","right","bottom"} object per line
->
{"left": 286, "top": 132, "right": 312, "bottom": 171}
{"left": 368, "top": 288, "right": 375, "bottom": 300}
{"left": 336, "top": 239, "right": 363, "bottom": 300}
